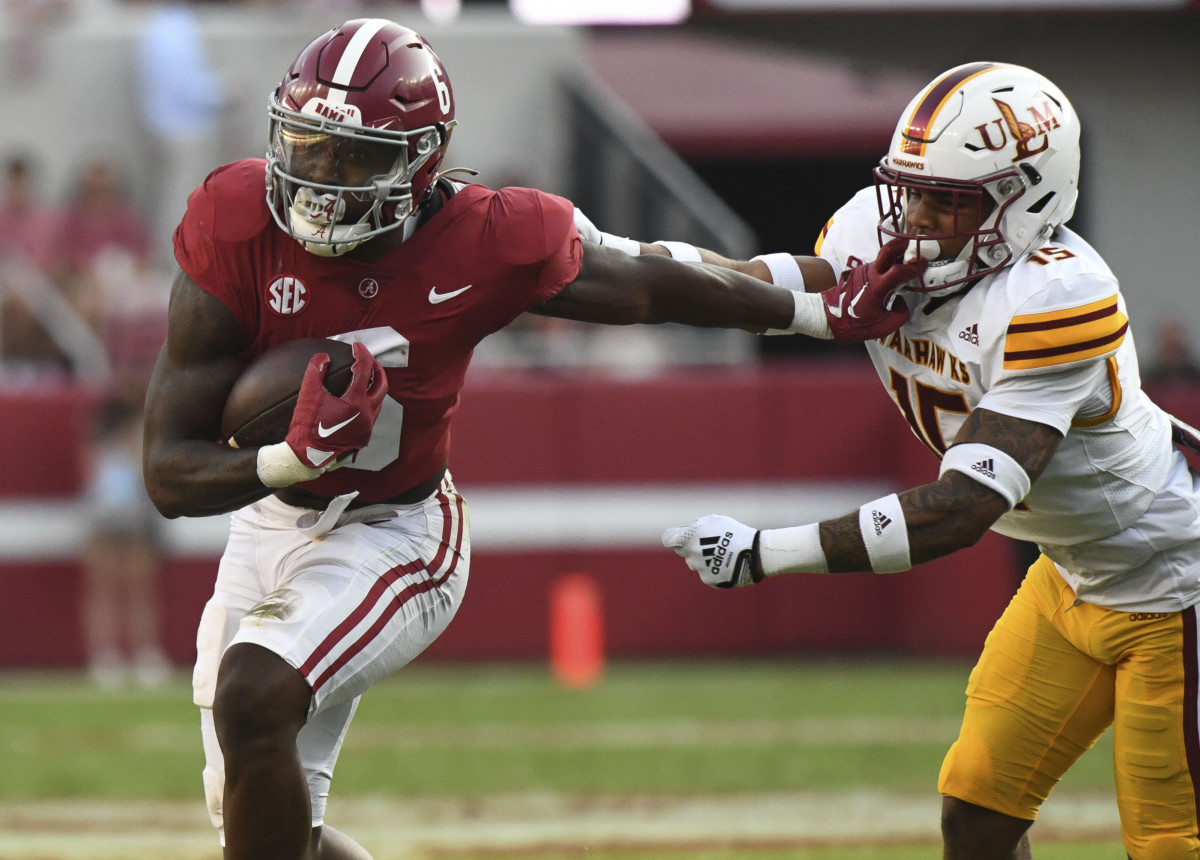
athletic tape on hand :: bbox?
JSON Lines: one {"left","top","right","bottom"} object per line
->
{"left": 257, "top": 441, "right": 325, "bottom": 489}
{"left": 758, "top": 522, "right": 828, "bottom": 575}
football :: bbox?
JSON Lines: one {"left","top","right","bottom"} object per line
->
{"left": 220, "top": 337, "right": 355, "bottom": 448}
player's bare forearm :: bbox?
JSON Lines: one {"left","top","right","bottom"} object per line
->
{"left": 534, "top": 243, "right": 795, "bottom": 331}
{"left": 143, "top": 269, "right": 275, "bottom": 518}
{"left": 144, "top": 434, "right": 273, "bottom": 518}
{"left": 817, "top": 472, "right": 1005, "bottom": 572}
{"left": 817, "top": 409, "right": 1060, "bottom": 572}
{"left": 143, "top": 353, "right": 277, "bottom": 517}
{"left": 636, "top": 243, "right": 837, "bottom": 292}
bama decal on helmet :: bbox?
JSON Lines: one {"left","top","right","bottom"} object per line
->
{"left": 970, "top": 98, "right": 1063, "bottom": 163}
{"left": 899, "top": 62, "right": 997, "bottom": 156}
{"left": 303, "top": 99, "right": 363, "bottom": 126}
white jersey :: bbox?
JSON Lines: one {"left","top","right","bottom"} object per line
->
{"left": 817, "top": 187, "right": 1200, "bottom": 612}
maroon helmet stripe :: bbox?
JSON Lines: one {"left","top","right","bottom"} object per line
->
{"left": 900, "top": 62, "right": 998, "bottom": 156}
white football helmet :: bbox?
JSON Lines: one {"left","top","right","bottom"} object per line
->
{"left": 875, "top": 62, "right": 1080, "bottom": 296}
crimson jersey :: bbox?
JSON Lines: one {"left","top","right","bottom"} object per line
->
{"left": 174, "top": 158, "right": 582, "bottom": 502}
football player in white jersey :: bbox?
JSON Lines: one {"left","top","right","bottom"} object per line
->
{"left": 647, "top": 63, "right": 1200, "bottom": 859}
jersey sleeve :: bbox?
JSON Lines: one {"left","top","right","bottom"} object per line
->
{"left": 978, "top": 270, "right": 1127, "bottom": 434}
{"left": 998, "top": 274, "right": 1127, "bottom": 374}
{"left": 814, "top": 186, "right": 879, "bottom": 273}
{"left": 172, "top": 172, "right": 221, "bottom": 286}
{"left": 171, "top": 160, "right": 273, "bottom": 331}
{"left": 482, "top": 186, "right": 582, "bottom": 310}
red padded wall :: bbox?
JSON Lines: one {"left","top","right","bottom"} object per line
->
{"left": 0, "top": 362, "right": 1030, "bottom": 666}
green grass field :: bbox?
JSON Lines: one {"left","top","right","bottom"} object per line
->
{"left": 0, "top": 659, "right": 1125, "bottom": 858}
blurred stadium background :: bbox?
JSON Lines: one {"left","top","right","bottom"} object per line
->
{"left": 0, "top": 0, "right": 1197, "bottom": 856}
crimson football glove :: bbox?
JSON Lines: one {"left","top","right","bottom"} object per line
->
{"left": 821, "top": 237, "right": 922, "bottom": 342}
{"left": 662, "top": 515, "right": 763, "bottom": 588}
{"left": 284, "top": 341, "right": 388, "bottom": 469}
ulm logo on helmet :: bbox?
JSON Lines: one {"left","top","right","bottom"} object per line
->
{"left": 302, "top": 98, "right": 363, "bottom": 127}
{"left": 969, "top": 98, "right": 1061, "bottom": 163}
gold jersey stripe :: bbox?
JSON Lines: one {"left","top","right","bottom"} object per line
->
{"left": 814, "top": 217, "right": 833, "bottom": 256}
{"left": 1004, "top": 296, "right": 1128, "bottom": 370}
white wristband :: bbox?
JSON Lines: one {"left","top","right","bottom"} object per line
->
{"left": 939, "top": 442, "right": 1031, "bottom": 510}
{"left": 257, "top": 441, "right": 324, "bottom": 489}
{"left": 653, "top": 240, "right": 703, "bottom": 262}
{"left": 764, "top": 290, "right": 832, "bottom": 339}
{"left": 859, "top": 493, "right": 911, "bottom": 573}
{"left": 758, "top": 523, "right": 829, "bottom": 575}
{"left": 752, "top": 253, "right": 806, "bottom": 291}
{"left": 597, "top": 232, "right": 642, "bottom": 256}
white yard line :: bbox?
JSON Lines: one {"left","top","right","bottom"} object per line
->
{"left": 0, "top": 791, "right": 1121, "bottom": 859}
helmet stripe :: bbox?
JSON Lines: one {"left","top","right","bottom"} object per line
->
{"left": 900, "top": 62, "right": 998, "bottom": 156}
{"left": 325, "top": 18, "right": 391, "bottom": 105}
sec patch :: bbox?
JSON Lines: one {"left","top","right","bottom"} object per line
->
{"left": 267, "top": 276, "right": 308, "bottom": 316}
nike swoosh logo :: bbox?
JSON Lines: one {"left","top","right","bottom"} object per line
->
{"left": 317, "top": 413, "right": 359, "bottom": 437}
{"left": 428, "top": 284, "right": 473, "bottom": 304}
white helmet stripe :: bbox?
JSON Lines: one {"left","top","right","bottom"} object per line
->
{"left": 326, "top": 18, "right": 391, "bottom": 105}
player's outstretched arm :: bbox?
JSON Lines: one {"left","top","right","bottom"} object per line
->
{"left": 572, "top": 206, "right": 824, "bottom": 283}
{"left": 664, "top": 408, "right": 1062, "bottom": 586}
{"left": 535, "top": 239, "right": 912, "bottom": 343}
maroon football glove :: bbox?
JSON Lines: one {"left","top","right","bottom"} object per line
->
{"left": 284, "top": 341, "right": 388, "bottom": 469}
{"left": 821, "top": 237, "right": 922, "bottom": 342}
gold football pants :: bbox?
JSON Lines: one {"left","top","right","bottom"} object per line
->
{"left": 939, "top": 554, "right": 1200, "bottom": 859}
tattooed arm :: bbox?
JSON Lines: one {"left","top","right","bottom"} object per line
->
{"left": 664, "top": 407, "right": 1062, "bottom": 584}
{"left": 820, "top": 408, "right": 1061, "bottom": 572}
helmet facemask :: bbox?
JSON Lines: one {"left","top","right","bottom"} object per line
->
{"left": 875, "top": 165, "right": 1028, "bottom": 297}
{"left": 266, "top": 95, "right": 446, "bottom": 257}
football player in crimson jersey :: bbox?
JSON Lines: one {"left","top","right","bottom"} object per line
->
{"left": 661, "top": 62, "right": 1200, "bottom": 860}
{"left": 140, "top": 18, "right": 913, "bottom": 860}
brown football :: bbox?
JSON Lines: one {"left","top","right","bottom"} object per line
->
{"left": 220, "top": 338, "right": 355, "bottom": 448}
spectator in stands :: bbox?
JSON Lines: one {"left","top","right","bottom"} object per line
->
{"left": 0, "top": 152, "right": 73, "bottom": 373}
{"left": 0, "top": 153, "right": 61, "bottom": 270}
{"left": 52, "top": 158, "right": 154, "bottom": 282}
{"left": 1145, "top": 318, "right": 1200, "bottom": 388}
{"left": 80, "top": 376, "right": 170, "bottom": 688}
{"left": 49, "top": 158, "right": 161, "bottom": 350}
{"left": 136, "top": 0, "right": 226, "bottom": 270}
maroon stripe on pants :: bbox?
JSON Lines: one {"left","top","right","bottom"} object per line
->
{"left": 310, "top": 575, "right": 440, "bottom": 692}
{"left": 298, "top": 558, "right": 426, "bottom": 680}
{"left": 1182, "top": 606, "right": 1200, "bottom": 830}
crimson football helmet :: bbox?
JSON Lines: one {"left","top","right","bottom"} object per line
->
{"left": 266, "top": 18, "right": 456, "bottom": 256}
{"left": 875, "top": 62, "right": 1080, "bottom": 295}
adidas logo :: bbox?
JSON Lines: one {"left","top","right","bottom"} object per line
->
{"left": 971, "top": 459, "right": 996, "bottom": 479}
{"left": 871, "top": 510, "right": 892, "bottom": 536}
{"left": 699, "top": 533, "right": 733, "bottom": 574}
{"left": 958, "top": 323, "right": 979, "bottom": 345}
